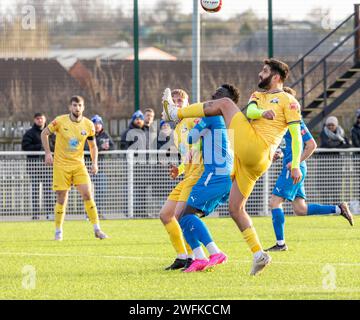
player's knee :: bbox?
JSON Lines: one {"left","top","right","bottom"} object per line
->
{"left": 82, "top": 193, "right": 92, "bottom": 201}
{"left": 293, "top": 207, "right": 307, "bottom": 216}
{"left": 160, "top": 211, "right": 171, "bottom": 224}
{"left": 269, "top": 197, "right": 282, "bottom": 209}
{"left": 56, "top": 191, "right": 67, "bottom": 205}
{"left": 159, "top": 206, "right": 174, "bottom": 224}
{"left": 229, "top": 202, "right": 244, "bottom": 218}
{"left": 292, "top": 203, "right": 307, "bottom": 216}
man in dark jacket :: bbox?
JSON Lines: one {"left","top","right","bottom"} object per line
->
{"left": 143, "top": 108, "right": 157, "bottom": 151}
{"left": 351, "top": 110, "right": 360, "bottom": 147}
{"left": 22, "top": 113, "right": 55, "bottom": 220}
{"left": 120, "top": 110, "right": 145, "bottom": 150}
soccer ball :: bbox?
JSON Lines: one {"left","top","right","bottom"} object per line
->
{"left": 200, "top": 0, "right": 222, "bottom": 13}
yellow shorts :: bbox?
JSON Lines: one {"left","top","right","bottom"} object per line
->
{"left": 168, "top": 173, "right": 202, "bottom": 202}
{"left": 229, "top": 112, "right": 272, "bottom": 198}
{"left": 53, "top": 165, "right": 91, "bottom": 191}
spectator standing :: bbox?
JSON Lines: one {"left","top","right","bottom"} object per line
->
{"left": 22, "top": 113, "right": 55, "bottom": 220}
{"left": 143, "top": 108, "right": 157, "bottom": 150}
{"left": 320, "top": 116, "right": 351, "bottom": 148}
{"left": 120, "top": 110, "right": 148, "bottom": 217}
{"left": 318, "top": 116, "right": 351, "bottom": 205}
{"left": 351, "top": 109, "right": 360, "bottom": 147}
{"left": 120, "top": 110, "right": 145, "bottom": 150}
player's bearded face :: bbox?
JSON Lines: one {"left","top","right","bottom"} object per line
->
{"left": 258, "top": 73, "right": 274, "bottom": 90}
{"left": 70, "top": 102, "right": 84, "bottom": 119}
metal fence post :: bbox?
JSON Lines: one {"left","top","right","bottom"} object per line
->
{"left": 127, "top": 150, "right": 134, "bottom": 218}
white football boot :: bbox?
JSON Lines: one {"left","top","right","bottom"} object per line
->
{"left": 162, "top": 88, "right": 179, "bottom": 121}
{"left": 250, "top": 251, "right": 272, "bottom": 276}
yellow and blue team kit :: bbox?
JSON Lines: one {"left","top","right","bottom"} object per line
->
{"left": 47, "top": 114, "right": 95, "bottom": 190}
{"left": 229, "top": 90, "right": 302, "bottom": 198}
{"left": 167, "top": 118, "right": 204, "bottom": 202}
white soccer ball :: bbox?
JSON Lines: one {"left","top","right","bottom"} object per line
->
{"left": 200, "top": 0, "right": 222, "bottom": 13}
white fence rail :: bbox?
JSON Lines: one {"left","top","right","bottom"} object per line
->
{"left": 0, "top": 149, "right": 360, "bottom": 221}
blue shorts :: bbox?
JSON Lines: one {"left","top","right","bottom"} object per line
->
{"left": 187, "top": 171, "right": 232, "bottom": 216}
{"left": 272, "top": 166, "right": 307, "bottom": 202}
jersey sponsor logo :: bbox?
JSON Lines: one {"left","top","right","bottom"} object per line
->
{"left": 81, "top": 130, "right": 87, "bottom": 136}
{"left": 270, "top": 97, "right": 279, "bottom": 104}
{"left": 289, "top": 102, "right": 299, "bottom": 111}
{"left": 69, "top": 138, "right": 79, "bottom": 150}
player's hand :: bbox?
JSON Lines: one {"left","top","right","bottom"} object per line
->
{"left": 262, "top": 110, "right": 276, "bottom": 120}
{"left": 273, "top": 149, "right": 283, "bottom": 162}
{"left": 286, "top": 162, "right": 292, "bottom": 170}
{"left": 169, "top": 164, "right": 179, "bottom": 180}
{"left": 45, "top": 153, "right": 53, "bottom": 166}
{"left": 291, "top": 168, "right": 302, "bottom": 184}
{"left": 91, "top": 163, "right": 98, "bottom": 175}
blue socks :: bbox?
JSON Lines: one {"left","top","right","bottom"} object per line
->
{"left": 272, "top": 208, "right": 285, "bottom": 242}
{"left": 180, "top": 214, "right": 213, "bottom": 250}
{"left": 307, "top": 204, "right": 337, "bottom": 215}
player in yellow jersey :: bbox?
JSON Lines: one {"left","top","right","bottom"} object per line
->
{"left": 41, "top": 95, "right": 108, "bottom": 241}
{"left": 162, "top": 58, "right": 303, "bottom": 275}
{"left": 159, "top": 89, "right": 204, "bottom": 270}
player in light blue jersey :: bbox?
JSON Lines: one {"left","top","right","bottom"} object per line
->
{"left": 179, "top": 84, "right": 238, "bottom": 272}
{"left": 266, "top": 93, "right": 354, "bottom": 252}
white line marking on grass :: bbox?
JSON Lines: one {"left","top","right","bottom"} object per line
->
{"left": 1, "top": 251, "right": 360, "bottom": 267}
{"left": 0, "top": 252, "right": 169, "bottom": 261}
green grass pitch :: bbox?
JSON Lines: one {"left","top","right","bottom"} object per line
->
{"left": 0, "top": 215, "right": 359, "bottom": 300}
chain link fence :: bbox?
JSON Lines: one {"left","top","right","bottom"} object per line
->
{"left": 0, "top": 149, "right": 359, "bottom": 221}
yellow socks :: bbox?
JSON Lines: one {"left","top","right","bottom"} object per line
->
{"left": 55, "top": 202, "right": 65, "bottom": 230}
{"left": 164, "top": 218, "right": 187, "bottom": 259}
{"left": 178, "top": 102, "right": 205, "bottom": 119}
{"left": 242, "top": 226, "right": 262, "bottom": 253}
{"left": 84, "top": 199, "right": 99, "bottom": 226}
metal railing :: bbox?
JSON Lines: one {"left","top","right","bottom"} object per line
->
{"left": 0, "top": 149, "right": 359, "bottom": 222}
{"left": 289, "top": 5, "right": 360, "bottom": 113}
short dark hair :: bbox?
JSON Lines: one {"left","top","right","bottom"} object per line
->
{"left": 70, "top": 95, "right": 84, "bottom": 104}
{"left": 34, "top": 112, "right": 45, "bottom": 118}
{"left": 264, "top": 58, "right": 289, "bottom": 82}
{"left": 220, "top": 84, "right": 240, "bottom": 104}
